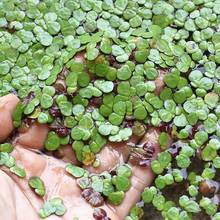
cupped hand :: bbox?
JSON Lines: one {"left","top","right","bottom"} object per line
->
{"left": 0, "top": 94, "right": 165, "bottom": 220}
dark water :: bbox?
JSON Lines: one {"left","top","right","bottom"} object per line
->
{"left": 141, "top": 156, "right": 219, "bottom": 220}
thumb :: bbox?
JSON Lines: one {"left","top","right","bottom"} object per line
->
{"left": 111, "top": 128, "right": 171, "bottom": 219}
{"left": 0, "top": 94, "right": 20, "bottom": 142}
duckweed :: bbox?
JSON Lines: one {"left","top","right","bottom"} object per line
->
{"left": 2, "top": 0, "right": 220, "bottom": 219}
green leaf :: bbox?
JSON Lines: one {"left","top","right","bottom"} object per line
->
{"left": 159, "top": 132, "right": 169, "bottom": 149}
{"left": 108, "top": 191, "right": 125, "bottom": 205}
{"left": 174, "top": 114, "right": 188, "bottom": 127}
{"left": 100, "top": 38, "right": 112, "bottom": 54}
{"left": 10, "top": 165, "right": 26, "bottom": 178}
{"left": 0, "top": 143, "right": 14, "bottom": 153}
{"left": 94, "top": 80, "right": 114, "bottom": 93}
{"left": 87, "top": 47, "right": 99, "bottom": 61}
{"left": 45, "top": 131, "right": 60, "bottom": 151}
{"left": 65, "top": 164, "right": 85, "bottom": 178}
{"left": 37, "top": 31, "right": 53, "bottom": 46}
{"left": 156, "top": 39, "right": 172, "bottom": 55}
{"left": 29, "top": 176, "right": 45, "bottom": 197}
{"left": 141, "top": 187, "right": 157, "bottom": 203}
{"left": 115, "top": 176, "right": 131, "bottom": 192}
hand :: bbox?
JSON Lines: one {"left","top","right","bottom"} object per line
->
{"left": 0, "top": 94, "right": 163, "bottom": 220}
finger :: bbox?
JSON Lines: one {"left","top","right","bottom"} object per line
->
{"left": 15, "top": 122, "right": 49, "bottom": 150}
{"left": 84, "top": 135, "right": 141, "bottom": 174}
{"left": 43, "top": 145, "right": 78, "bottom": 165}
{"left": 0, "top": 94, "right": 20, "bottom": 142}
{"left": 11, "top": 146, "right": 47, "bottom": 177}
{"left": 60, "top": 144, "right": 78, "bottom": 164}
{"left": 111, "top": 128, "right": 163, "bottom": 219}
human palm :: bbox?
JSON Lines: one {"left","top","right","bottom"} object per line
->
{"left": 0, "top": 91, "right": 163, "bottom": 220}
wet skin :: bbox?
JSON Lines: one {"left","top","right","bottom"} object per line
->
{"left": 0, "top": 53, "right": 168, "bottom": 220}
{"left": 0, "top": 93, "right": 167, "bottom": 220}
